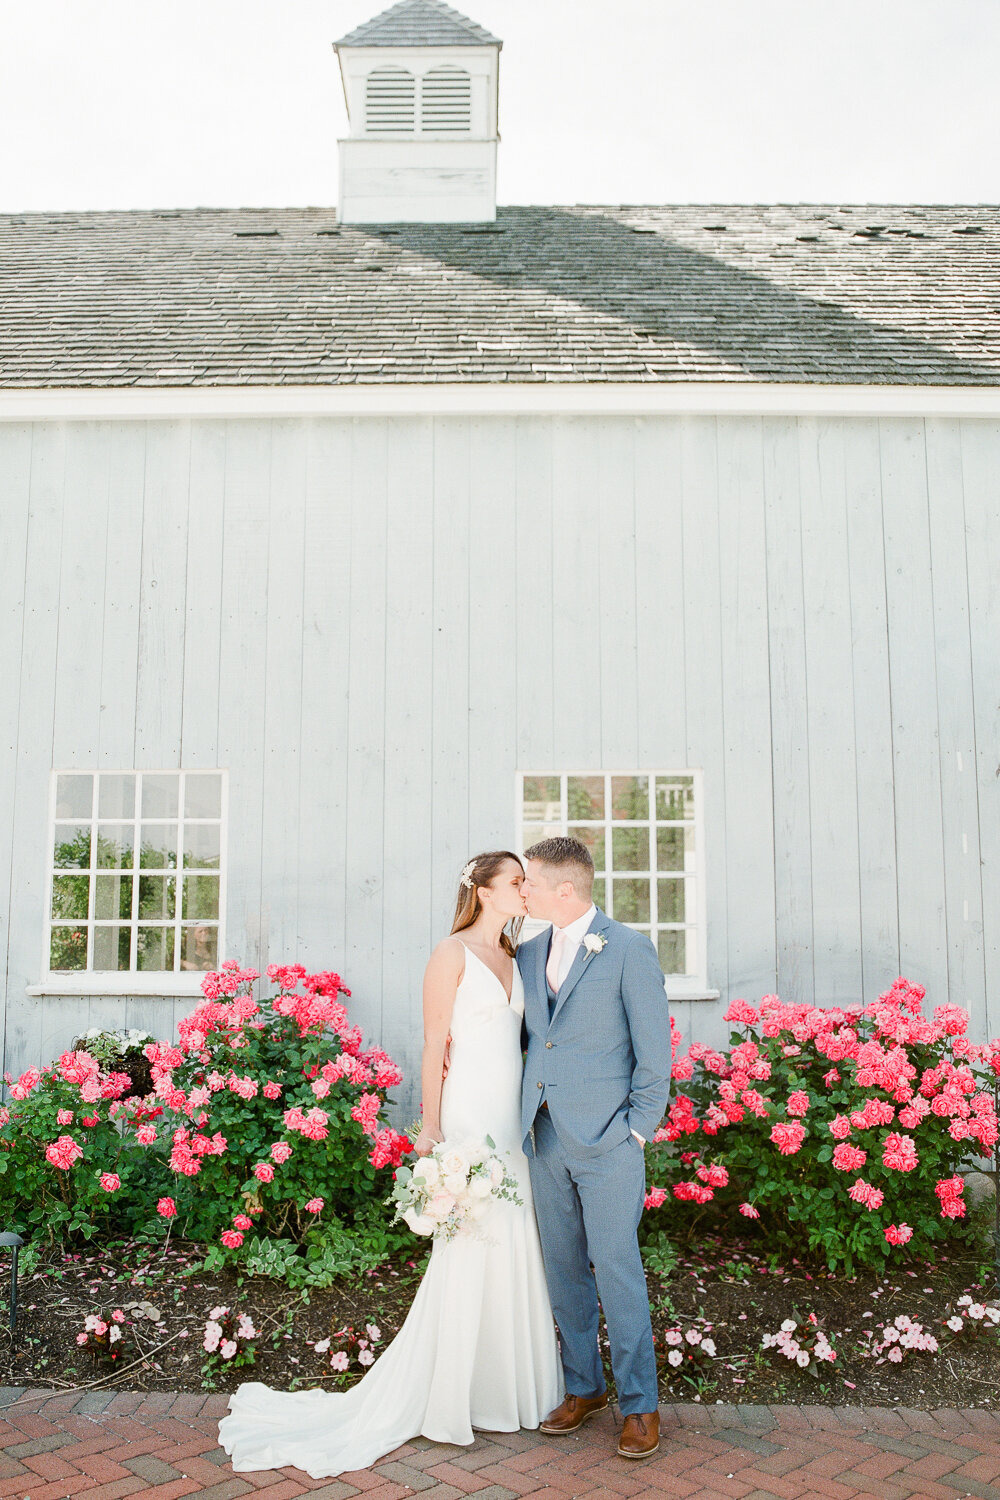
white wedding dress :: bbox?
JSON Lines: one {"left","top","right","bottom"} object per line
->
{"left": 218, "top": 945, "right": 563, "bottom": 1477}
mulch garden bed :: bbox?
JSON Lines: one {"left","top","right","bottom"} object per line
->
{"left": 2, "top": 1230, "right": 998, "bottom": 1409}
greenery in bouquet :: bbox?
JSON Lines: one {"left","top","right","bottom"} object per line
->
{"left": 391, "top": 1137, "right": 522, "bottom": 1241}
{"left": 643, "top": 978, "right": 1000, "bottom": 1272}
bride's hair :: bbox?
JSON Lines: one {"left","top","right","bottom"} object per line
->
{"left": 451, "top": 851, "right": 525, "bottom": 957}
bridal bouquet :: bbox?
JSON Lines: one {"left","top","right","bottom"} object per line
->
{"left": 390, "top": 1137, "right": 521, "bottom": 1242}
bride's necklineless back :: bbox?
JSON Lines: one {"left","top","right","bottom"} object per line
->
{"left": 456, "top": 939, "right": 514, "bottom": 1005}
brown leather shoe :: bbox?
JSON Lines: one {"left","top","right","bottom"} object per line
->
{"left": 617, "top": 1410, "right": 660, "bottom": 1458}
{"left": 538, "top": 1391, "right": 609, "bottom": 1434}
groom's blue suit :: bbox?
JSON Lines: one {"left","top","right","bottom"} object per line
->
{"left": 518, "top": 908, "right": 671, "bottom": 1416}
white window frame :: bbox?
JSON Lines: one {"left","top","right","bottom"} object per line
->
{"left": 516, "top": 769, "right": 717, "bottom": 1001}
{"left": 31, "top": 769, "right": 229, "bottom": 998}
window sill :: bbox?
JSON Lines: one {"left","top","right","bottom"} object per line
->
{"left": 666, "top": 988, "right": 721, "bottom": 1003}
{"left": 27, "top": 975, "right": 209, "bottom": 998}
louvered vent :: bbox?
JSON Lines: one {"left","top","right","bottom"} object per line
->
{"left": 365, "top": 67, "right": 416, "bottom": 134}
{"left": 420, "top": 67, "right": 472, "bottom": 134}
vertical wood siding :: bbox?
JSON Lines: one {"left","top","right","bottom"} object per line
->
{"left": 3, "top": 414, "right": 999, "bottom": 1105}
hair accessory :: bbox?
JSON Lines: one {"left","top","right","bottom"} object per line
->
{"left": 459, "top": 859, "right": 478, "bottom": 890}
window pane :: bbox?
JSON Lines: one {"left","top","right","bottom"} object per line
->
{"left": 137, "top": 926, "right": 175, "bottom": 971}
{"left": 657, "top": 876, "right": 688, "bottom": 924}
{"left": 592, "top": 877, "right": 606, "bottom": 909}
{"left": 54, "top": 825, "right": 91, "bottom": 869}
{"left": 567, "top": 825, "right": 606, "bottom": 870}
{"left": 611, "top": 827, "right": 650, "bottom": 872}
{"left": 51, "top": 874, "right": 90, "bottom": 921}
{"left": 96, "top": 824, "right": 135, "bottom": 869}
{"left": 138, "top": 874, "right": 177, "bottom": 920}
{"left": 98, "top": 775, "right": 135, "bottom": 819}
{"left": 655, "top": 776, "right": 695, "bottom": 821}
{"left": 141, "top": 774, "right": 180, "bottom": 819}
{"left": 180, "top": 924, "right": 218, "bottom": 972}
{"left": 523, "top": 822, "right": 562, "bottom": 852}
{"left": 522, "top": 777, "right": 561, "bottom": 816}
{"left": 658, "top": 928, "right": 693, "bottom": 976}
{"left": 94, "top": 872, "right": 132, "bottom": 920}
{"left": 55, "top": 774, "right": 93, "bottom": 820}
{"left": 611, "top": 775, "right": 649, "bottom": 821}
{"left": 184, "top": 772, "right": 222, "bottom": 819}
{"left": 612, "top": 877, "right": 650, "bottom": 923}
{"left": 567, "top": 776, "right": 604, "bottom": 820}
{"left": 183, "top": 824, "right": 220, "bottom": 868}
{"left": 657, "top": 825, "right": 695, "bottom": 872}
{"left": 139, "top": 824, "right": 178, "bottom": 868}
{"left": 182, "top": 873, "right": 219, "bottom": 920}
{"left": 93, "top": 925, "right": 132, "bottom": 971}
{"left": 50, "top": 925, "right": 88, "bottom": 971}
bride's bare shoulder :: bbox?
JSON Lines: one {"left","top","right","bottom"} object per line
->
{"left": 424, "top": 936, "right": 466, "bottom": 979}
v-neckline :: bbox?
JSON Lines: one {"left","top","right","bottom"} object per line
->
{"left": 459, "top": 941, "right": 514, "bottom": 1005}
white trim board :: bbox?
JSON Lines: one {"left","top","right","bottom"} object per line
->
{"left": 1, "top": 383, "right": 1000, "bottom": 421}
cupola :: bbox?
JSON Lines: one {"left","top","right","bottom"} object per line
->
{"left": 334, "top": 0, "right": 501, "bottom": 224}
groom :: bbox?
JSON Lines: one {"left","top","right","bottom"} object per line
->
{"left": 518, "top": 837, "right": 672, "bottom": 1459}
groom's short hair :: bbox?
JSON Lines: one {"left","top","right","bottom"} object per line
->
{"left": 523, "top": 836, "right": 594, "bottom": 896}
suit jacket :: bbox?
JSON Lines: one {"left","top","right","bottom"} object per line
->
{"left": 517, "top": 907, "right": 672, "bottom": 1156}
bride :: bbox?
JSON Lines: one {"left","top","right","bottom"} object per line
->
{"left": 218, "top": 851, "right": 563, "bottom": 1477}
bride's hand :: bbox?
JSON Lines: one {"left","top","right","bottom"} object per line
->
{"left": 413, "top": 1128, "right": 442, "bottom": 1157}
{"left": 442, "top": 1035, "right": 452, "bottom": 1080}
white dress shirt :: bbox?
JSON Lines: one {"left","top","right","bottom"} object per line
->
{"left": 547, "top": 904, "right": 597, "bottom": 991}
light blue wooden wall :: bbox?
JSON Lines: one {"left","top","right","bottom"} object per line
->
{"left": 2, "top": 414, "right": 998, "bottom": 1112}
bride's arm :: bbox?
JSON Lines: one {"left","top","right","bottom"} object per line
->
{"left": 413, "top": 939, "right": 463, "bottom": 1156}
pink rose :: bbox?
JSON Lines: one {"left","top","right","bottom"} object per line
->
{"left": 157, "top": 1197, "right": 177, "bottom": 1218}
{"left": 253, "top": 1162, "right": 275, "bottom": 1182}
{"left": 221, "top": 1230, "right": 244, "bottom": 1249}
{"left": 99, "top": 1173, "right": 121, "bottom": 1192}
{"left": 304, "top": 1197, "right": 324, "bottom": 1214}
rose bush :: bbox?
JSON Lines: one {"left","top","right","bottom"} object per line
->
{"left": 643, "top": 977, "right": 1000, "bottom": 1271}
{"left": 1, "top": 962, "right": 414, "bottom": 1269}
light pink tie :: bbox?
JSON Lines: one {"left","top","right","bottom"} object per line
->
{"left": 546, "top": 927, "right": 568, "bottom": 993}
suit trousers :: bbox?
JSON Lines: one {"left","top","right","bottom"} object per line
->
{"left": 528, "top": 1107, "right": 658, "bottom": 1415}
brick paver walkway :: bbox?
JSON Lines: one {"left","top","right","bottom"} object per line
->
{"left": 2, "top": 1389, "right": 1000, "bottom": 1500}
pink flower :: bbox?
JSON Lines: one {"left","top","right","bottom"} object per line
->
{"left": 847, "top": 1177, "right": 884, "bottom": 1210}
{"left": 832, "top": 1143, "right": 867, "bottom": 1172}
{"left": 270, "top": 1141, "right": 293, "bottom": 1163}
{"left": 828, "top": 1115, "right": 852, "bottom": 1140}
{"left": 330, "top": 1350, "right": 349, "bottom": 1371}
{"left": 644, "top": 1187, "right": 667, "bottom": 1210}
{"left": 45, "top": 1135, "right": 83, "bottom": 1171}
{"left": 304, "top": 1197, "right": 324, "bottom": 1214}
{"left": 232, "top": 1214, "right": 253, "bottom": 1231}
{"left": 253, "top": 1162, "right": 275, "bottom": 1182}
{"left": 786, "top": 1091, "right": 810, "bottom": 1117}
{"left": 358, "top": 1348, "right": 375, "bottom": 1366}
{"left": 769, "top": 1120, "right": 806, "bottom": 1155}
{"left": 884, "top": 1223, "right": 913, "bottom": 1246}
{"left": 221, "top": 1230, "right": 244, "bottom": 1248}
{"left": 99, "top": 1173, "right": 121, "bottom": 1192}
{"left": 56, "top": 1108, "right": 74, "bottom": 1126}
{"left": 220, "top": 1339, "right": 238, "bottom": 1360}
{"left": 739, "top": 1202, "right": 760, "bottom": 1219}
{"left": 882, "top": 1132, "right": 918, "bottom": 1172}
{"left": 135, "top": 1124, "right": 158, "bottom": 1145}
{"left": 157, "top": 1197, "right": 177, "bottom": 1218}
{"left": 351, "top": 1091, "right": 382, "bottom": 1137}
{"left": 262, "top": 1080, "right": 282, "bottom": 1099}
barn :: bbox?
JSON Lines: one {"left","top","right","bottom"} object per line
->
{"left": 2, "top": 0, "right": 999, "bottom": 1113}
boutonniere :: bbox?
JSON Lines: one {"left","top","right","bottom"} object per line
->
{"left": 582, "top": 933, "right": 607, "bottom": 956}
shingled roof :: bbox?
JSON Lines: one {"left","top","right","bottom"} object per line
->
{"left": 335, "top": 0, "right": 501, "bottom": 49}
{"left": 2, "top": 203, "right": 998, "bottom": 387}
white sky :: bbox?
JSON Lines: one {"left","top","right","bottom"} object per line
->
{"left": 1, "top": 0, "right": 997, "bottom": 213}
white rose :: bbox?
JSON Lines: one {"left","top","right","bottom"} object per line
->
{"left": 412, "top": 1157, "right": 439, "bottom": 1185}
{"left": 425, "top": 1190, "right": 456, "bottom": 1223}
{"left": 441, "top": 1150, "right": 468, "bottom": 1178}
{"left": 402, "top": 1208, "right": 435, "bottom": 1235}
{"left": 469, "top": 1176, "right": 493, "bottom": 1199}
{"left": 488, "top": 1158, "right": 505, "bottom": 1188}
{"left": 443, "top": 1172, "right": 467, "bottom": 1198}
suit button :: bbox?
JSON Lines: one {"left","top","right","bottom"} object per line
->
{"left": 537, "top": 1081, "right": 543, "bottom": 1089}
{"left": 545, "top": 1041, "right": 553, "bottom": 1048}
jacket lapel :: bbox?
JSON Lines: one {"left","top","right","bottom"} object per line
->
{"left": 533, "top": 931, "right": 550, "bottom": 1027}
{"left": 549, "top": 908, "right": 611, "bottom": 1026}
